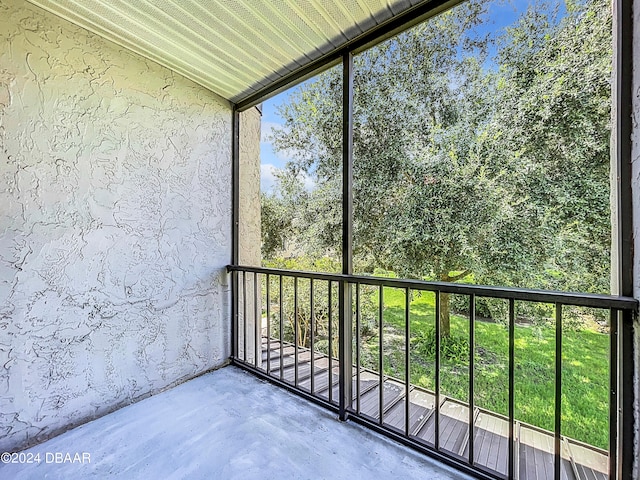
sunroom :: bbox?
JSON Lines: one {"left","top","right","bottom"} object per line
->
{"left": 0, "top": 0, "right": 638, "bottom": 479}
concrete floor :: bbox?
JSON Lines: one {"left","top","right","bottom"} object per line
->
{"left": 2, "top": 366, "right": 472, "bottom": 480}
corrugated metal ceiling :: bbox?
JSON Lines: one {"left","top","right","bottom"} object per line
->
{"left": 27, "top": 0, "right": 429, "bottom": 105}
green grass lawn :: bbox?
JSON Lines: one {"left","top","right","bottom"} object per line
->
{"left": 357, "top": 286, "right": 611, "bottom": 450}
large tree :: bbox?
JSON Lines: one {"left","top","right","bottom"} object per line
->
{"left": 265, "top": 0, "right": 612, "bottom": 334}
{"left": 480, "top": 0, "right": 612, "bottom": 293}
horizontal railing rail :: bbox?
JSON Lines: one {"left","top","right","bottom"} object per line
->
{"left": 228, "top": 264, "right": 637, "bottom": 480}
{"left": 227, "top": 265, "right": 638, "bottom": 310}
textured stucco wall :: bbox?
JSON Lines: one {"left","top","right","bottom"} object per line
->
{"left": 237, "top": 108, "right": 262, "bottom": 365}
{"left": 239, "top": 107, "right": 262, "bottom": 268}
{"left": 0, "top": 0, "right": 233, "bottom": 451}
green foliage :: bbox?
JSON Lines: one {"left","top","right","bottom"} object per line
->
{"left": 260, "top": 193, "right": 290, "bottom": 258}
{"left": 411, "top": 327, "right": 470, "bottom": 362}
{"left": 258, "top": 0, "right": 615, "bottom": 454}
{"left": 479, "top": 0, "right": 612, "bottom": 294}
{"left": 362, "top": 282, "right": 611, "bottom": 449}
{"left": 262, "top": 257, "right": 341, "bottom": 356}
{"left": 264, "top": 0, "right": 612, "bottom": 305}
{"left": 266, "top": 257, "right": 611, "bottom": 447}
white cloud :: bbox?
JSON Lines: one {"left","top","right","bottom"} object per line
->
{"left": 260, "top": 163, "right": 315, "bottom": 194}
{"left": 261, "top": 121, "right": 296, "bottom": 163}
{"left": 259, "top": 120, "right": 314, "bottom": 193}
{"left": 300, "top": 171, "right": 315, "bottom": 191}
{"left": 260, "top": 163, "right": 279, "bottom": 193}
{"left": 261, "top": 121, "right": 286, "bottom": 144}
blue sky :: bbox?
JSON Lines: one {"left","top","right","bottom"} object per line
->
{"left": 259, "top": 0, "right": 564, "bottom": 192}
{"left": 259, "top": 93, "right": 293, "bottom": 192}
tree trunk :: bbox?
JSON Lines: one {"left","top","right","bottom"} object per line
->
{"left": 439, "top": 271, "right": 451, "bottom": 337}
{"left": 440, "top": 292, "right": 451, "bottom": 337}
{"left": 438, "top": 269, "right": 472, "bottom": 337}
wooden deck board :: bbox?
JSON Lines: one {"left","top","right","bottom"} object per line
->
{"left": 354, "top": 372, "right": 379, "bottom": 410}
{"left": 359, "top": 383, "right": 381, "bottom": 419}
{"left": 316, "top": 366, "right": 341, "bottom": 399}
{"left": 474, "top": 413, "right": 493, "bottom": 470}
{"left": 570, "top": 441, "right": 607, "bottom": 480}
{"left": 445, "top": 400, "right": 471, "bottom": 456}
{"left": 473, "top": 412, "right": 508, "bottom": 475}
{"left": 263, "top": 349, "right": 322, "bottom": 375}
{"left": 259, "top": 339, "right": 608, "bottom": 480}
{"left": 382, "top": 380, "right": 405, "bottom": 411}
{"left": 382, "top": 395, "right": 408, "bottom": 431}
{"left": 422, "top": 400, "right": 469, "bottom": 456}
{"left": 260, "top": 345, "right": 296, "bottom": 371}
{"left": 326, "top": 369, "right": 362, "bottom": 403}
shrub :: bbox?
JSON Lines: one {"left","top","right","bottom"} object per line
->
{"left": 411, "top": 326, "right": 470, "bottom": 362}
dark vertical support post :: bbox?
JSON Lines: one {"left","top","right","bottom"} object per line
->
{"left": 338, "top": 278, "right": 352, "bottom": 413}
{"left": 616, "top": 0, "right": 634, "bottom": 477}
{"left": 266, "top": 275, "right": 271, "bottom": 376}
{"left": 254, "top": 273, "right": 260, "bottom": 368}
{"left": 243, "top": 271, "right": 247, "bottom": 363}
{"left": 616, "top": 3, "right": 633, "bottom": 293}
{"left": 279, "top": 275, "right": 284, "bottom": 381}
{"left": 339, "top": 50, "right": 354, "bottom": 421}
{"left": 356, "top": 283, "right": 361, "bottom": 413}
{"left": 405, "top": 287, "right": 411, "bottom": 436}
{"left": 554, "top": 303, "right": 563, "bottom": 480}
{"left": 231, "top": 109, "right": 240, "bottom": 361}
{"left": 469, "top": 294, "right": 475, "bottom": 465}
{"left": 379, "top": 285, "right": 384, "bottom": 426}
{"left": 609, "top": 309, "right": 618, "bottom": 480}
{"left": 329, "top": 282, "right": 333, "bottom": 404}
{"left": 294, "top": 277, "right": 299, "bottom": 386}
{"left": 310, "top": 278, "right": 315, "bottom": 395}
{"left": 231, "top": 272, "right": 238, "bottom": 361}
{"left": 435, "top": 291, "right": 441, "bottom": 449}
{"left": 508, "top": 299, "right": 515, "bottom": 480}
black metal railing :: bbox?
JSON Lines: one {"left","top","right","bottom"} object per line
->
{"left": 227, "top": 265, "right": 636, "bottom": 480}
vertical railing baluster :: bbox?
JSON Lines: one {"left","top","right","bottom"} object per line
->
{"left": 405, "top": 287, "right": 410, "bottom": 436}
{"left": 266, "top": 274, "right": 271, "bottom": 376}
{"left": 554, "top": 303, "right": 563, "bottom": 480}
{"left": 310, "top": 278, "right": 315, "bottom": 395}
{"left": 243, "top": 271, "right": 247, "bottom": 363}
{"left": 435, "top": 290, "right": 441, "bottom": 449}
{"left": 379, "top": 285, "right": 384, "bottom": 425}
{"left": 469, "top": 294, "right": 475, "bottom": 465}
{"left": 232, "top": 270, "right": 238, "bottom": 360}
{"left": 279, "top": 275, "right": 284, "bottom": 381}
{"left": 254, "top": 272, "right": 259, "bottom": 368}
{"left": 229, "top": 270, "right": 631, "bottom": 480}
{"left": 356, "top": 283, "right": 361, "bottom": 414}
{"left": 294, "top": 276, "right": 299, "bottom": 387}
{"left": 508, "top": 298, "right": 515, "bottom": 479}
{"left": 609, "top": 308, "right": 618, "bottom": 480}
{"left": 328, "top": 281, "right": 333, "bottom": 403}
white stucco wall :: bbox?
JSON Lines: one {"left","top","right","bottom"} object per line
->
{"left": 0, "top": 0, "right": 233, "bottom": 452}
{"left": 237, "top": 108, "right": 262, "bottom": 365}
{"left": 239, "top": 107, "right": 262, "bottom": 268}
